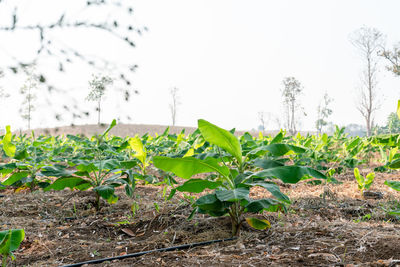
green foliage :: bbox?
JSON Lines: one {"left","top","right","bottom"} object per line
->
{"left": 353, "top": 168, "right": 375, "bottom": 193}
{"left": 86, "top": 74, "right": 113, "bottom": 124}
{"left": 197, "top": 119, "right": 242, "bottom": 165}
{"left": 1, "top": 126, "right": 16, "bottom": 158}
{"left": 43, "top": 120, "right": 142, "bottom": 210}
{"left": 375, "top": 112, "right": 400, "bottom": 134}
{"left": 154, "top": 119, "right": 326, "bottom": 236}
{"left": 315, "top": 92, "right": 333, "bottom": 134}
{"left": 0, "top": 229, "right": 25, "bottom": 267}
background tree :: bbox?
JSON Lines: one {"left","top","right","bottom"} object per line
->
{"left": 350, "top": 26, "right": 385, "bottom": 136}
{"left": 381, "top": 43, "right": 400, "bottom": 76}
{"left": 19, "top": 67, "right": 39, "bottom": 130}
{"left": 0, "top": 69, "right": 9, "bottom": 99}
{"left": 0, "top": 0, "right": 144, "bottom": 122}
{"left": 344, "top": 123, "right": 366, "bottom": 137}
{"left": 315, "top": 92, "right": 333, "bottom": 134}
{"left": 375, "top": 112, "right": 400, "bottom": 134}
{"left": 169, "top": 87, "right": 180, "bottom": 126}
{"left": 281, "top": 77, "right": 304, "bottom": 135}
{"left": 257, "top": 111, "right": 271, "bottom": 132}
{"left": 86, "top": 74, "right": 113, "bottom": 125}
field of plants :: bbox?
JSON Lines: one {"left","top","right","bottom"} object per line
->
{"left": 2, "top": 118, "right": 400, "bottom": 266}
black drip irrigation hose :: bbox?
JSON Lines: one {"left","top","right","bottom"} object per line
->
{"left": 60, "top": 237, "right": 237, "bottom": 267}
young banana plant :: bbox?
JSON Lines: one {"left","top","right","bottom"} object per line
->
{"left": 154, "top": 119, "right": 326, "bottom": 236}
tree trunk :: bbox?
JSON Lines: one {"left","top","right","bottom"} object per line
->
{"left": 97, "top": 98, "right": 101, "bottom": 125}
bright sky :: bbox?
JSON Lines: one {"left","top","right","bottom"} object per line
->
{"left": 1, "top": 0, "right": 400, "bottom": 131}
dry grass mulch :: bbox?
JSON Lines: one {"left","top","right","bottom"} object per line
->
{"left": 1, "top": 168, "right": 400, "bottom": 266}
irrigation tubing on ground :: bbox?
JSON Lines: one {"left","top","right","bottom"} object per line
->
{"left": 60, "top": 236, "right": 237, "bottom": 267}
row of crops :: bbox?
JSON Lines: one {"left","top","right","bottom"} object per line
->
{"left": 1, "top": 116, "right": 400, "bottom": 265}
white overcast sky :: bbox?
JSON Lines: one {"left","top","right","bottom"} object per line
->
{"left": 1, "top": 0, "right": 400, "bottom": 131}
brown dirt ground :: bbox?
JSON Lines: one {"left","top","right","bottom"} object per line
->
{"left": 1, "top": 166, "right": 400, "bottom": 266}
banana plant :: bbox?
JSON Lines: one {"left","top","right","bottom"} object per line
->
{"left": 0, "top": 127, "right": 53, "bottom": 191}
{"left": 43, "top": 120, "right": 137, "bottom": 210}
{"left": 0, "top": 126, "right": 16, "bottom": 159}
{"left": 354, "top": 167, "right": 375, "bottom": 193}
{"left": 154, "top": 119, "right": 326, "bottom": 236}
{"left": 0, "top": 229, "right": 25, "bottom": 267}
{"left": 384, "top": 100, "right": 400, "bottom": 214}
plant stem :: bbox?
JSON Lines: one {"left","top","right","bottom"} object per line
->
{"left": 98, "top": 97, "right": 101, "bottom": 125}
{"left": 95, "top": 193, "right": 100, "bottom": 211}
{"left": 2, "top": 255, "right": 7, "bottom": 267}
{"left": 229, "top": 203, "right": 243, "bottom": 236}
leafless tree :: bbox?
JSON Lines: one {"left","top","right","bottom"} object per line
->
{"left": 19, "top": 67, "right": 40, "bottom": 130}
{"left": 381, "top": 43, "right": 400, "bottom": 76}
{"left": 0, "top": 69, "right": 9, "bottom": 99}
{"left": 315, "top": 92, "right": 333, "bottom": 134}
{"left": 257, "top": 111, "right": 271, "bottom": 132}
{"left": 350, "top": 26, "right": 385, "bottom": 136}
{"left": 281, "top": 77, "right": 303, "bottom": 135}
{"left": 169, "top": 87, "right": 180, "bottom": 126}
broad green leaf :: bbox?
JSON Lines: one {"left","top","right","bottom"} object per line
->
{"left": 353, "top": 168, "right": 363, "bottom": 188}
{"left": 389, "top": 159, "right": 400, "bottom": 169}
{"left": 198, "top": 119, "right": 242, "bottom": 164}
{"left": 40, "top": 165, "right": 75, "bottom": 178}
{"left": 183, "top": 148, "right": 195, "bottom": 157}
{"left": 365, "top": 172, "right": 375, "bottom": 189}
{"left": 248, "top": 144, "right": 306, "bottom": 157}
{"left": 75, "top": 161, "right": 98, "bottom": 173}
{"left": 14, "top": 149, "right": 28, "bottom": 160}
{"left": 245, "top": 217, "right": 271, "bottom": 230}
{"left": 322, "top": 133, "right": 328, "bottom": 144}
{"left": 101, "top": 119, "right": 117, "bottom": 137}
{"left": 216, "top": 188, "right": 249, "bottom": 202}
{"left": 176, "top": 179, "right": 221, "bottom": 193}
{"left": 129, "top": 137, "right": 146, "bottom": 165}
{"left": 0, "top": 163, "right": 16, "bottom": 176}
{"left": 397, "top": 100, "right": 400, "bottom": 120}
{"left": 153, "top": 156, "right": 229, "bottom": 179}
{"left": 97, "top": 159, "right": 120, "bottom": 170}
{"left": 0, "top": 230, "right": 11, "bottom": 256}
{"left": 2, "top": 171, "right": 29, "bottom": 186}
{"left": 270, "top": 131, "right": 284, "bottom": 144}
{"left": 120, "top": 160, "right": 138, "bottom": 169}
{"left": 195, "top": 193, "right": 224, "bottom": 211}
{"left": 244, "top": 181, "right": 290, "bottom": 203}
{"left": 246, "top": 198, "right": 281, "bottom": 213}
{"left": 346, "top": 137, "right": 360, "bottom": 150}
{"left": 250, "top": 166, "right": 326, "bottom": 184}
{"left": 94, "top": 185, "right": 118, "bottom": 204}
{"left": 0, "top": 229, "right": 25, "bottom": 255}
{"left": 389, "top": 147, "right": 398, "bottom": 162}
{"left": 2, "top": 126, "right": 16, "bottom": 158}
{"left": 253, "top": 159, "right": 284, "bottom": 169}
{"left": 385, "top": 180, "right": 400, "bottom": 191}
{"left": 44, "top": 177, "right": 91, "bottom": 191}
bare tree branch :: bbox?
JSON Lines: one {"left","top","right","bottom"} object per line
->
{"left": 350, "top": 26, "right": 385, "bottom": 136}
